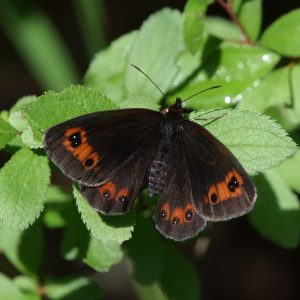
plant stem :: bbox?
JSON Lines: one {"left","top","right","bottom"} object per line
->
{"left": 216, "top": 0, "right": 252, "bottom": 44}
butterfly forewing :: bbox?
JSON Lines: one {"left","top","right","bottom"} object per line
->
{"left": 44, "top": 109, "right": 162, "bottom": 186}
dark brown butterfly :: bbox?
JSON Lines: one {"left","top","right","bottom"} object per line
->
{"left": 43, "top": 95, "right": 256, "bottom": 241}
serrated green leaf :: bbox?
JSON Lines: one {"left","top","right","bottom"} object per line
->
{"left": 260, "top": 8, "right": 300, "bottom": 57}
{"left": 238, "top": 67, "right": 290, "bottom": 111}
{"left": 0, "top": 148, "right": 50, "bottom": 229}
{"left": 74, "top": 186, "right": 134, "bottom": 244}
{"left": 0, "top": 222, "right": 43, "bottom": 276}
{"left": 194, "top": 109, "right": 297, "bottom": 175}
{"left": 125, "top": 8, "right": 184, "bottom": 99}
{"left": 84, "top": 31, "right": 137, "bottom": 101}
{"left": 24, "top": 85, "right": 117, "bottom": 143}
{"left": 0, "top": 117, "right": 18, "bottom": 149}
{"left": 238, "top": 0, "right": 262, "bottom": 41}
{"left": 250, "top": 170, "right": 300, "bottom": 248}
{"left": 170, "top": 44, "right": 279, "bottom": 109}
{"left": 83, "top": 237, "right": 123, "bottom": 272}
{"left": 10, "top": 96, "right": 37, "bottom": 113}
{"left": 0, "top": 274, "right": 24, "bottom": 300}
{"left": 204, "top": 16, "right": 242, "bottom": 40}
{"left": 45, "top": 276, "right": 102, "bottom": 300}
{"left": 275, "top": 149, "right": 300, "bottom": 193}
{"left": 183, "top": 0, "right": 207, "bottom": 54}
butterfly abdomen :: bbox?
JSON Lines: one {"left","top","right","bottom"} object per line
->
{"left": 148, "top": 122, "right": 178, "bottom": 196}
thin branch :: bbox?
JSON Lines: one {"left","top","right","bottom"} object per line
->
{"left": 216, "top": 0, "right": 252, "bottom": 44}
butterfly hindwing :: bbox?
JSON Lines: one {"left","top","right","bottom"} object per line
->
{"left": 79, "top": 141, "right": 154, "bottom": 215}
{"left": 181, "top": 120, "right": 256, "bottom": 221}
{"left": 44, "top": 109, "right": 162, "bottom": 186}
{"left": 154, "top": 138, "right": 207, "bottom": 241}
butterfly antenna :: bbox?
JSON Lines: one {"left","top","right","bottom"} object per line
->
{"left": 131, "top": 64, "right": 165, "bottom": 97}
{"left": 181, "top": 85, "right": 222, "bottom": 103}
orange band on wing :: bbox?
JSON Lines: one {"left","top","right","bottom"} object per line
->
{"left": 63, "top": 127, "right": 100, "bottom": 170}
{"left": 205, "top": 169, "right": 244, "bottom": 205}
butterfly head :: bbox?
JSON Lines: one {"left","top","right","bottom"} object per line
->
{"left": 162, "top": 97, "right": 191, "bottom": 121}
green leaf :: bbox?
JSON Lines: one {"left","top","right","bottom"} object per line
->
{"left": 127, "top": 215, "right": 200, "bottom": 300}
{"left": 84, "top": 31, "right": 137, "bottom": 101}
{"left": 250, "top": 170, "right": 300, "bottom": 248}
{"left": 83, "top": 237, "right": 123, "bottom": 272}
{"left": 45, "top": 276, "right": 103, "bottom": 300}
{"left": 275, "top": 149, "right": 300, "bottom": 193}
{"left": 125, "top": 8, "right": 184, "bottom": 99}
{"left": 170, "top": 44, "right": 279, "bottom": 109}
{"left": 8, "top": 96, "right": 41, "bottom": 148}
{"left": 126, "top": 215, "right": 166, "bottom": 285}
{"left": 238, "top": 67, "right": 291, "bottom": 112}
{"left": 61, "top": 201, "right": 90, "bottom": 261}
{"left": 183, "top": 0, "right": 208, "bottom": 54}
{"left": 24, "top": 85, "right": 117, "bottom": 143}
{"left": 260, "top": 8, "right": 300, "bottom": 57}
{"left": 193, "top": 109, "right": 297, "bottom": 175}
{"left": 43, "top": 186, "right": 72, "bottom": 229}
{"left": 0, "top": 222, "right": 43, "bottom": 276}
{"left": 118, "top": 96, "right": 160, "bottom": 110}
{"left": 13, "top": 276, "right": 40, "bottom": 300}
{"left": 204, "top": 16, "right": 242, "bottom": 40}
{"left": 74, "top": 186, "right": 134, "bottom": 244}
{"left": 160, "top": 246, "right": 200, "bottom": 300}
{"left": 0, "top": 274, "right": 24, "bottom": 300}
{"left": 10, "top": 96, "right": 37, "bottom": 113}
{"left": 0, "top": 117, "right": 18, "bottom": 149}
{"left": 0, "top": 148, "right": 50, "bottom": 229}
{"left": 133, "top": 281, "right": 168, "bottom": 300}
{"left": 171, "top": 48, "right": 203, "bottom": 89}
{"left": 291, "top": 62, "right": 300, "bottom": 118}
{"left": 238, "top": 0, "right": 262, "bottom": 41}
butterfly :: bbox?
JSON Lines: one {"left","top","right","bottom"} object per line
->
{"left": 43, "top": 94, "right": 257, "bottom": 241}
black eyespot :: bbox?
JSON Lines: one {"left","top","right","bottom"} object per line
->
{"left": 119, "top": 196, "right": 127, "bottom": 204}
{"left": 228, "top": 181, "right": 235, "bottom": 192}
{"left": 172, "top": 217, "right": 180, "bottom": 225}
{"left": 85, "top": 158, "right": 94, "bottom": 167}
{"left": 210, "top": 193, "right": 218, "bottom": 203}
{"left": 160, "top": 210, "right": 166, "bottom": 218}
{"left": 231, "top": 176, "right": 239, "bottom": 188}
{"left": 185, "top": 210, "right": 193, "bottom": 221}
{"left": 103, "top": 191, "right": 110, "bottom": 198}
{"left": 68, "top": 132, "right": 81, "bottom": 148}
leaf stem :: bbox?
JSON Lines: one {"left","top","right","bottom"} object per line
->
{"left": 216, "top": 0, "right": 252, "bottom": 44}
